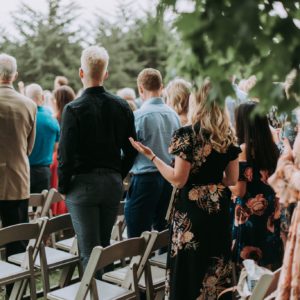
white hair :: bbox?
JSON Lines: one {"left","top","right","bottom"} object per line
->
{"left": 80, "top": 46, "right": 109, "bottom": 80}
{"left": 117, "top": 88, "right": 136, "bottom": 100}
{"left": 25, "top": 83, "right": 43, "bottom": 103}
{"left": 0, "top": 53, "right": 17, "bottom": 81}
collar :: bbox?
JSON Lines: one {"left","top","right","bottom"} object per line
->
{"left": 82, "top": 85, "right": 105, "bottom": 96}
{"left": 142, "top": 97, "right": 164, "bottom": 108}
{"left": 0, "top": 83, "right": 14, "bottom": 89}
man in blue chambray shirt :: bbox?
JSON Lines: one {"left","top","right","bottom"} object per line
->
{"left": 125, "top": 68, "right": 181, "bottom": 237}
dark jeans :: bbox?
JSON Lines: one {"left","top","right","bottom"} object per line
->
{"left": 0, "top": 199, "right": 29, "bottom": 258}
{"left": 125, "top": 172, "right": 173, "bottom": 238}
{"left": 30, "top": 166, "right": 51, "bottom": 193}
{"left": 66, "top": 169, "right": 123, "bottom": 276}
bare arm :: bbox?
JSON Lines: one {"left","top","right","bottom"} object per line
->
{"left": 230, "top": 144, "right": 247, "bottom": 197}
{"left": 129, "top": 138, "right": 191, "bottom": 188}
{"left": 222, "top": 158, "right": 239, "bottom": 186}
{"left": 53, "top": 142, "right": 58, "bottom": 153}
{"left": 152, "top": 155, "right": 191, "bottom": 188}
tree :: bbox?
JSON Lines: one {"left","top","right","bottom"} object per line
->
{"left": 159, "top": 0, "right": 300, "bottom": 113}
{"left": 94, "top": 4, "right": 175, "bottom": 91}
{"left": 0, "top": 0, "right": 83, "bottom": 91}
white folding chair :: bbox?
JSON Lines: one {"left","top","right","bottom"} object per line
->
{"left": 28, "top": 190, "right": 48, "bottom": 221}
{"left": 0, "top": 221, "right": 45, "bottom": 300}
{"left": 102, "top": 231, "right": 159, "bottom": 299}
{"left": 8, "top": 214, "right": 81, "bottom": 297}
{"left": 47, "top": 232, "right": 156, "bottom": 300}
{"left": 56, "top": 201, "right": 126, "bottom": 253}
{"left": 250, "top": 268, "right": 281, "bottom": 300}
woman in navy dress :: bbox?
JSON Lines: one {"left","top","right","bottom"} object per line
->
{"left": 231, "top": 101, "right": 283, "bottom": 269}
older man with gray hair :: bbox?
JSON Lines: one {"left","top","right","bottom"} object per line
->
{"left": 0, "top": 54, "right": 36, "bottom": 257}
{"left": 58, "top": 46, "right": 137, "bottom": 273}
{"left": 26, "top": 83, "right": 60, "bottom": 193}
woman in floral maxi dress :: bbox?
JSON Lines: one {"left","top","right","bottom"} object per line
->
{"left": 231, "top": 101, "right": 283, "bottom": 269}
{"left": 129, "top": 82, "right": 240, "bottom": 300}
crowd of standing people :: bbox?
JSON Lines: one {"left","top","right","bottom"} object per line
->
{"left": 0, "top": 45, "right": 297, "bottom": 299}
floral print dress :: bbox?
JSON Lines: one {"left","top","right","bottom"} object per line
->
{"left": 166, "top": 125, "right": 241, "bottom": 300}
{"left": 232, "top": 161, "right": 283, "bottom": 268}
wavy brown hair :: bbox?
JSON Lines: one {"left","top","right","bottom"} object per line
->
{"left": 54, "top": 85, "right": 75, "bottom": 124}
{"left": 189, "top": 81, "right": 237, "bottom": 153}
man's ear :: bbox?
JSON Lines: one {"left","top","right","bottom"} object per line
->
{"left": 79, "top": 68, "right": 84, "bottom": 79}
{"left": 103, "top": 71, "right": 109, "bottom": 81}
{"left": 159, "top": 84, "right": 164, "bottom": 95}
{"left": 13, "top": 72, "right": 18, "bottom": 82}
{"left": 138, "top": 85, "right": 143, "bottom": 95}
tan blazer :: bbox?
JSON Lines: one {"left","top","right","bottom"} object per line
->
{"left": 0, "top": 84, "right": 37, "bottom": 200}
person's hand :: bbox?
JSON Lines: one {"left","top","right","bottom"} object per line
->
{"left": 129, "top": 137, "right": 155, "bottom": 160}
{"left": 282, "top": 137, "right": 293, "bottom": 160}
{"left": 18, "top": 81, "right": 25, "bottom": 94}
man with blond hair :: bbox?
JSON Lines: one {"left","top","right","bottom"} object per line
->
{"left": 58, "top": 46, "right": 137, "bottom": 272}
{"left": 125, "top": 68, "right": 180, "bottom": 238}
{"left": 26, "top": 83, "right": 60, "bottom": 193}
{"left": 0, "top": 54, "right": 36, "bottom": 257}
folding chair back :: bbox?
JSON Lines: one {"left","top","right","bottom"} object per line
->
{"left": 0, "top": 221, "right": 46, "bottom": 300}
{"left": 40, "top": 188, "right": 64, "bottom": 218}
{"left": 102, "top": 231, "right": 158, "bottom": 293}
{"left": 265, "top": 268, "right": 281, "bottom": 298}
{"left": 47, "top": 234, "right": 156, "bottom": 300}
{"left": 117, "top": 201, "right": 125, "bottom": 216}
{"left": 29, "top": 191, "right": 47, "bottom": 207}
{"left": 152, "top": 229, "right": 169, "bottom": 252}
{"left": 249, "top": 273, "right": 275, "bottom": 300}
{"left": 0, "top": 223, "right": 40, "bottom": 247}
{"left": 28, "top": 190, "right": 48, "bottom": 220}
{"left": 111, "top": 201, "right": 126, "bottom": 242}
{"left": 43, "top": 213, "right": 73, "bottom": 236}
{"left": 148, "top": 229, "right": 169, "bottom": 271}
{"left": 97, "top": 236, "right": 149, "bottom": 270}
{"left": 77, "top": 234, "right": 155, "bottom": 300}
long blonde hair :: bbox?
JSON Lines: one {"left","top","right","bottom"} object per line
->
{"left": 189, "top": 81, "right": 237, "bottom": 153}
{"left": 166, "top": 78, "right": 191, "bottom": 116}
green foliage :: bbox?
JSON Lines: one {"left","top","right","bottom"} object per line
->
{"left": 159, "top": 0, "right": 300, "bottom": 112}
{"left": 0, "top": 0, "right": 83, "bottom": 91}
{"left": 94, "top": 4, "right": 174, "bottom": 92}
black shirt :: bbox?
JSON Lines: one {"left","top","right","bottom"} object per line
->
{"left": 58, "top": 86, "right": 137, "bottom": 193}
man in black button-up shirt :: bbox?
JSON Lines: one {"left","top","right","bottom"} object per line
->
{"left": 58, "top": 46, "right": 137, "bottom": 272}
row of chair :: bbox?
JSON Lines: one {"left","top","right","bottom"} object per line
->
{"left": 0, "top": 206, "right": 169, "bottom": 300}
{"left": 0, "top": 188, "right": 130, "bottom": 299}
{"left": 0, "top": 214, "right": 82, "bottom": 299}
{"left": 48, "top": 229, "right": 169, "bottom": 300}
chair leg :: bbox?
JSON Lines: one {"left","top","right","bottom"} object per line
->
{"left": 90, "top": 278, "right": 99, "bottom": 300}
{"left": 144, "top": 263, "right": 155, "bottom": 300}
{"left": 9, "top": 281, "right": 23, "bottom": 300}
{"left": 78, "top": 262, "right": 84, "bottom": 279}
{"left": 39, "top": 244, "right": 50, "bottom": 297}
{"left": 59, "top": 264, "right": 76, "bottom": 287}
{"left": 28, "top": 246, "right": 37, "bottom": 300}
{"left": 29, "top": 274, "right": 37, "bottom": 300}
{"left": 154, "top": 290, "right": 165, "bottom": 300}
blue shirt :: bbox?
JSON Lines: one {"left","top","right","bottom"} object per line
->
{"left": 131, "top": 97, "right": 180, "bottom": 174}
{"left": 29, "top": 106, "right": 60, "bottom": 166}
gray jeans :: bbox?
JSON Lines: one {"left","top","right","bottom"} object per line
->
{"left": 66, "top": 169, "right": 122, "bottom": 273}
